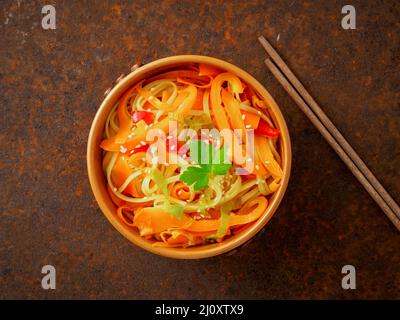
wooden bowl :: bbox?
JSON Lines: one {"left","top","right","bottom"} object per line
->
{"left": 87, "top": 55, "right": 292, "bottom": 259}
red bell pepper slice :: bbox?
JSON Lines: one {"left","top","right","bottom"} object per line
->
{"left": 254, "top": 120, "right": 280, "bottom": 138}
{"left": 131, "top": 111, "right": 154, "bottom": 125}
{"left": 133, "top": 144, "right": 150, "bottom": 153}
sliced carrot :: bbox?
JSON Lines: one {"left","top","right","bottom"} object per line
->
{"left": 171, "top": 85, "right": 197, "bottom": 115}
{"left": 146, "top": 69, "right": 211, "bottom": 88}
{"left": 210, "top": 73, "right": 243, "bottom": 131}
{"left": 111, "top": 154, "right": 137, "bottom": 195}
{"left": 221, "top": 88, "right": 246, "bottom": 132}
{"left": 255, "top": 135, "right": 283, "bottom": 178}
{"left": 199, "top": 63, "right": 223, "bottom": 77}
{"left": 133, "top": 196, "right": 267, "bottom": 235}
{"left": 241, "top": 110, "right": 260, "bottom": 129}
{"left": 170, "top": 182, "right": 191, "bottom": 201}
{"left": 192, "top": 88, "right": 204, "bottom": 110}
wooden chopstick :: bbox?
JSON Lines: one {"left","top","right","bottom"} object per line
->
{"left": 259, "top": 36, "right": 400, "bottom": 220}
{"left": 258, "top": 36, "right": 400, "bottom": 231}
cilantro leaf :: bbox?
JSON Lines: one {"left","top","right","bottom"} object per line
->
{"left": 179, "top": 166, "right": 210, "bottom": 191}
{"left": 180, "top": 139, "right": 232, "bottom": 191}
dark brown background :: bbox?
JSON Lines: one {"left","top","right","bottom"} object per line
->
{"left": 1, "top": 0, "right": 399, "bottom": 299}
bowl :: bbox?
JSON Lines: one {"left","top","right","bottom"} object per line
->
{"left": 87, "top": 55, "right": 292, "bottom": 259}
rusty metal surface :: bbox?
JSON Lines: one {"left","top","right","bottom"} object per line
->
{"left": 0, "top": 0, "right": 399, "bottom": 299}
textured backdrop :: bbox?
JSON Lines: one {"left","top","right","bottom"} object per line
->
{"left": 1, "top": 0, "right": 399, "bottom": 299}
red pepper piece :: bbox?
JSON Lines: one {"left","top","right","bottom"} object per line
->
{"left": 131, "top": 111, "right": 154, "bottom": 125}
{"left": 133, "top": 144, "right": 149, "bottom": 153}
{"left": 254, "top": 120, "right": 280, "bottom": 138}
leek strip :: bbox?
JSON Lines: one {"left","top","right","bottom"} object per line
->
{"left": 203, "top": 89, "right": 211, "bottom": 120}
{"left": 240, "top": 187, "right": 260, "bottom": 204}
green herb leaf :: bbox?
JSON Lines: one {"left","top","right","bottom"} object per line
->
{"left": 179, "top": 166, "right": 210, "bottom": 191}
{"left": 180, "top": 140, "right": 232, "bottom": 191}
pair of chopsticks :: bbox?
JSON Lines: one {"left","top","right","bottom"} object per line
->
{"left": 258, "top": 35, "right": 400, "bottom": 232}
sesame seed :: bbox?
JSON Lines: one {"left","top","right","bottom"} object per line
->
{"left": 246, "top": 158, "right": 253, "bottom": 162}
{"left": 170, "top": 145, "right": 176, "bottom": 151}
{"left": 140, "top": 141, "right": 146, "bottom": 146}
{"left": 120, "top": 145, "right": 127, "bottom": 153}
{"left": 113, "top": 187, "right": 117, "bottom": 191}
{"left": 245, "top": 125, "right": 251, "bottom": 129}
{"left": 265, "top": 160, "right": 270, "bottom": 164}
{"left": 255, "top": 164, "right": 260, "bottom": 170}
{"left": 241, "top": 114, "right": 246, "bottom": 120}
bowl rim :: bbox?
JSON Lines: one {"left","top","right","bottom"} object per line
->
{"left": 87, "top": 55, "right": 292, "bottom": 259}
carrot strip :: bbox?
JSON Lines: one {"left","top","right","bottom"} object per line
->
{"left": 117, "top": 207, "right": 136, "bottom": 227}
{"left": 241, "top": 110, "right": 260, "bottom": 129}
{"left": 221, "top": 88, "right": 246, "bottom": 132}
{"left": 147, "top": 70, "right": 211, "bottom": 88}
{"left": 170, "top": 182, "right": 191, "bottom": 201}
{"left": 255, "top": 135, "right": 283, "bottom": 178}
{"left": 172, "top": 85, "right": 197, "bottom": 116}
{"left": 210, "top": 73, "right": 243, "bottom": 131}
{"left": 111, "top": 153, "right": 145, "bottom": 196}
{"left": 133, "top": 196, "right": 267, "bottom": 235}
{"left": 192, "top": 88, "right": 204, "bottom": 110}
{"left": 199, "top": 63, "right": 223, "bottom": 77}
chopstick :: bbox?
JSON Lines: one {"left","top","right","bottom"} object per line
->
{"left": 258, "top": 35, "right": 400, "bottom": 232}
